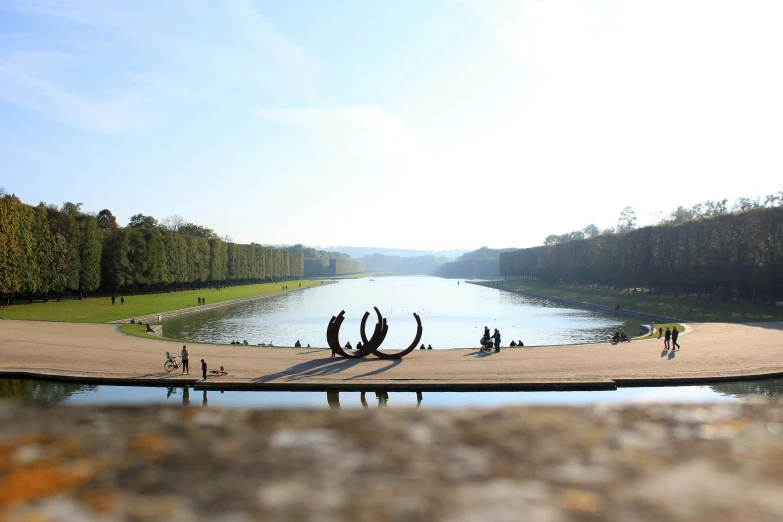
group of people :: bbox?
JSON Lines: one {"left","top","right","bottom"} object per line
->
{"left": 660, "top": 326, "right": 681, "bottom": 350}
{"left": 481, "top": 326, "right": 502, "bottom": 352}
{"left": 110, "top": 293, "right": 124, "bottom": 305}
{"left": 197, "top": 297, "right": 207, "bottom": 305}
{"left": 611, "top": 330, "right": 631, "bottom": 343}
{"left": 419, "top": 344, "right": 433, "bottom": 350}
{"left": 230, "top": 340, "right": 249, "bottom": 345}
{"left": 167, "top": 345, "right": 209, "bottom": 380}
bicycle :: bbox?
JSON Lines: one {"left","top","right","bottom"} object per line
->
{"left": 164, "top": 355, "right": 182, "bottom": 373}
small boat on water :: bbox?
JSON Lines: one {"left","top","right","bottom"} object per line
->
{"left": 369, "top": 279, "right": 375, "bottom": 281}
{"left": 457, "top": 281, "right": 460, "bottom": 284}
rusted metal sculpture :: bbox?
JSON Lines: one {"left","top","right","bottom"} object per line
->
{"left": 326, "top": 307, "right": 422, "bottom": 359}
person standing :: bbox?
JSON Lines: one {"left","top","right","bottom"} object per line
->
{"left": 650, "top": 322, "right": 655, "bottom": 337}
{"left": 202, "top": 297, "right": 205, "bottom": 305}
{"left": 120, "top": 296, "right": 124, "bottom": 305}
{"left": 111, "top": 295, "right": 115, "bottom": 305}
{"left": 201, "top": 359, "right": 207, "bottom": 380}
{"left": 198, "top": 297, "right": 201, "bottom": 305}
{"left": 664, "top": 327, "right": 671, "bottom": 350}
{"left": 492, "top": 328, "right": 501, "bottom": 352}
{"left": 181, "top": 345, "right": 190, "bottom": 374}
{"left": 672, "top": 327, "right": 680, "bottom": 350}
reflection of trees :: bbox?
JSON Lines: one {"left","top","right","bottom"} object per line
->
{"left": 711, "top": 379, "right": 783, "bottom": 400}
{"left": 0, "top": 379, "right": 98, "bottom": 404}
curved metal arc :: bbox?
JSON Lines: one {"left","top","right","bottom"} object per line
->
{"left": 327, "top": 311, "right": 354, "bottom": 359}
{"left": 370, "top": 313, "right": 422, "bottom": 360}
{"left": 326, "top": 307, "right": 422, "bottom": 360}
{"left": 354, "top": 309, "right": 386, "bottom": 357}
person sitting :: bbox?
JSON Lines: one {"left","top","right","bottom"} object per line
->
{"left": 427, "top": 344, "right": 432, "bottom": 350}
{"left": 146, "top": 323, "right": 154, "bottom": 333}
{"left": 420, "top": 344, "right": 426, "bottom": 350}
{"left": 242, "top": 339, "right": 249, "bottom": 346}
{"left": 307, "top": 344, "right": 311, "bottom": 348}
{"left": 620, "top": 331, "right": 628, "bottom": 342}
{"left": 294, "top": 340, "right": 302, "bottom": 347}
{"left": 165, "top": 351, "right": 175, "bottom": 362}
{"left": 518, "top": 340, "right": 523, "bottom": 346}
{"left": 612, "top": 331, "right": 621, "bottom": 343}
{"left": 356, "top": 341, "right": 363, "bottom": 351}
{"left": 230, "top": 341, "right": 236, "bottom": 345}
{"left": 345, "top": 341, "right": 353, "bottom": 350}
{"left": 130, "top": 318, "right": 136, "bottom": 324}
{"left": 510, "top": 340, "right": 517, "bottom": 347}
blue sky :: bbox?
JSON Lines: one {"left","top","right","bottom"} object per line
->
{"left": 2, "top": 0, "right": 782, "bottom": 250}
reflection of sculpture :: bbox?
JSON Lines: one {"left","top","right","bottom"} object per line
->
{"left": 326, "top": 307, "right": 422, "bottom": 359}
{"left": 327, "top": 391, "right": 341, "bottom": 410}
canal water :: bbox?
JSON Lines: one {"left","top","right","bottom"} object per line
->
{"left": 161, "top": 276, "right": 641, "bottom": 348}
{"left": 2, "top": 378, "right": 780, "bottom": 410}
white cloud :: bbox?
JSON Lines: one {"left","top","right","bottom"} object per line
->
{"left": 0, "top": 0, "right": 320, "bottom": 131}
{"left": 0, "top": 51, "right": 148, "bottom": 133}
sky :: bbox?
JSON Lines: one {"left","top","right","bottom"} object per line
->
{"left": 2, "top": 0, "right": 782, "bottom": 251}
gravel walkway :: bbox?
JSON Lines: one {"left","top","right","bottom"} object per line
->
{"left": 1, "top": 320, "right": 782, "bottom": 389}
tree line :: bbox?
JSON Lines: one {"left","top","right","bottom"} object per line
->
{"left": 543, "top": 187, "right": 783, "bottom": 246}
{"left": 0, "top": 195, "right": 304, "bottom": 302}
{"left": 500, "top": 205, "right": 783, "bottom": 301}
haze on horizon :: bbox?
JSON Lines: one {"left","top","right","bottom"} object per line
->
{"left": 2, "top": 0, "right": 782, "bottom": 251}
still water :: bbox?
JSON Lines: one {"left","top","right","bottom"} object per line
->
{"left": 1, "top": 378, "right": 781, "bottom": 409}
{"left": 162, "top": 276, "right": 640, "bottom": 348}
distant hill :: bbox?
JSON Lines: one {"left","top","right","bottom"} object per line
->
{"left": 321, "top": 246, "right": 470, "bottom": 259}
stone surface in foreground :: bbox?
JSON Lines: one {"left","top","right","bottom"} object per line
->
{"left": 1, "top": 402, "right": 782, "bottom": 521}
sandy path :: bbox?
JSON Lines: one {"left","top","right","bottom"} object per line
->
{"left": 1, "top": 320, "right": 782, "bottom": 389}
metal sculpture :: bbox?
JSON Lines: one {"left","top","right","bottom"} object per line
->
{"left": 326, "top": 307, "right": 422, "bottom": 359}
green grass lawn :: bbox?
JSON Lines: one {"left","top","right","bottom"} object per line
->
{"left": 0, "top": 280, "right": 330, "bottom": 323}
{"left": 473, "top": 281, "right": 783, "bottom": 323}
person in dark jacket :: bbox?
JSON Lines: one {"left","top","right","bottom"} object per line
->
{"left": 492, "top": 329, "right": 501, "bottom": 352}
{"left": 672, "top": 327, "right": 680, "bottom": 350}
{"left": 664, "top": 327, "right": 671, "bottom": 350}
{"left": 201, "top": 359, "right": 207, "bottom": 380}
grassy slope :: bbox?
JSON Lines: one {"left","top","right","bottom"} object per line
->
{"left": 0, "top": 281, "right": 330, "bottom": 323}
{"left": 473, "top": 281, "right": 783, "bottom": 322}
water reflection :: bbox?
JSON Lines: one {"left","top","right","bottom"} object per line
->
{"left": 329, "top": 391, "right": 422, "bottom": 409}
{"left": 0, "top": 379, "right": 98, "bottom": 403}
{"left": 5, "top": 377, "right": 780, "bottom": 409}
{"left": 162, "top": 276, "right": 641, "bottom": 348}
{"left": 710, "top": 379, "right": 783, "bottom": 400}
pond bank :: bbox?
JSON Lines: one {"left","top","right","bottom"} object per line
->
{"left": 469, "top": 281, "right": 692, "bottom": 323}
{"left": 1, "top": 320, "right": 783, "bottom": 391}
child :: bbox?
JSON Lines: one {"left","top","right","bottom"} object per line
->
{"left": 201, "top": 359, "right": 207, "bottom": 380}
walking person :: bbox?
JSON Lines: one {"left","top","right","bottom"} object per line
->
{"left": 181, "top": 345, "right": 190, "bottom": 374}
{"left": 672, "top": 326, "right": 680, "bottom": 350}
{"left": 198, "top": 297, "right": 201, "bottom": 305}
{"left": 492, "top": 328, "right": 501, "bottom": 353}
{"left": 201, "top": 359, "right": 207, "bottom": 380}
{"left": 664, "top": 327, "right": 671, "bottom": 350}
{"left": 111, "top": 295, "right": 115, "bottom": 305}
{"left": 650, "top": 322, "right": 655, "bottom": 337}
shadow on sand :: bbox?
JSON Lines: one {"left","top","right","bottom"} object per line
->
{"left": 252, "top": 357, "right": 401, "bottom": 383}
